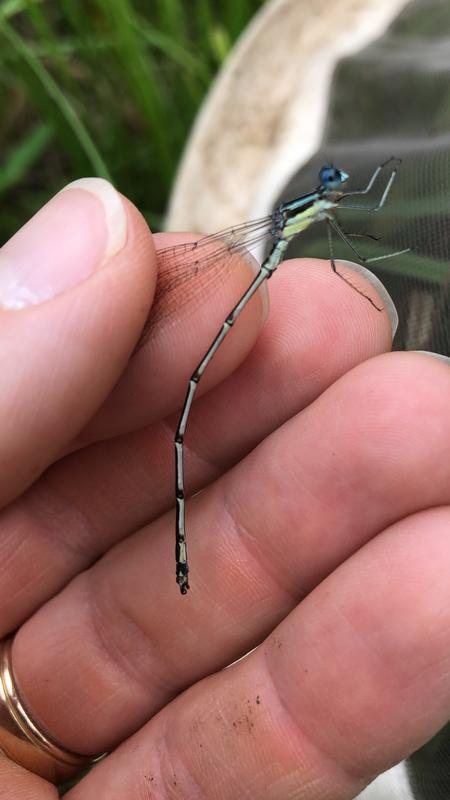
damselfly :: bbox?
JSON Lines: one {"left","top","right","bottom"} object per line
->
{"left": 152, "top": 157, "right": 409, "bottom": 594}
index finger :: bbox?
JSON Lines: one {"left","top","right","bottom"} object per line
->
{"left": 78, "top": 230, "right": 269, "bottom": 443}
{"left": 76, "top": 244, "right": 396, "bottom": 445}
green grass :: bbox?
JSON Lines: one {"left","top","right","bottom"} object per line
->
{"left": 0, "top": 0, "right": 265, "bottom": 242}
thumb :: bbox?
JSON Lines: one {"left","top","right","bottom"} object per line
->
{"left": 0, "top": 178, "right": 156, "bottom": 506}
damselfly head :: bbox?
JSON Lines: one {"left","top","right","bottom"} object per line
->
{"left": 319, "top": 165, "right": 349, "bottom": 191}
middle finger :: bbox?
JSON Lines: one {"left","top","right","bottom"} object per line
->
{"left": 0, "top": 259, "right": 392, "bottom": 632}
{"left": 11, "top": 351, "right": 450, "bottom": 756}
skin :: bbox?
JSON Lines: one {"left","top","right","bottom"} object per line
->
{"left": 0, "top": 185, "right": 448, "bottom": 800}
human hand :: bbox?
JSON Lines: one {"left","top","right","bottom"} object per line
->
{"left": 0, "top": 180, "right": 448, "bottom": 799}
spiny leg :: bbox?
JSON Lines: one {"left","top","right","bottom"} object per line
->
{"left": 326, "top": 218, "right": 408, "bottom": 311}
{"left": 325, "top": 222, "right": 383, "bottom": 310}
{"left": 339, "top": 156, "right": 401, "bottom": 199}
{"left": 174, "top": 260, "right": 279, "bottom": 594}
{"left": 338, "top": 161, "right": 401, "bottom": 212}
{"left": 343, "top": 232, "right": 380, "bottom": 243}
{"left": 328, "top": 215, "right": 409, "bottom": 266}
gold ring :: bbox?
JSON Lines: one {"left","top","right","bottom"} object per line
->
{"left": 0, "top": 636, "right": 105, "bottom": 783}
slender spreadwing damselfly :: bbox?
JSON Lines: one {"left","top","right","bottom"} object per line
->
{"left": 143, "top": 157, "right": 409, "bottom": 594}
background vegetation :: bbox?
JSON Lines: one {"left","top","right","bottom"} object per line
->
{"left": 0, "top": 0, "right": 265, "bottom": 244}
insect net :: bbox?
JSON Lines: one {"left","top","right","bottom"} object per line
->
{"left": 276, "top": 1, "right": 449, "bottom": 798}
{"left": 280, "top": 0, "right": 450, "bottom": 359}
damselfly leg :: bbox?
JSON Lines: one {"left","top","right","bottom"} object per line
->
{"left": 327, "top": 162, "right": 409, "bottom": 307}
{"left": 337, "top": 156, "right": 402, "bottom": 212}
{"left": 338, "top": 156, "right": 400, "bottom": 200}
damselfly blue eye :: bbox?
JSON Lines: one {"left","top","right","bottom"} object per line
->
{"left": 319, "top": 165, "right": 349, "bottom": 189}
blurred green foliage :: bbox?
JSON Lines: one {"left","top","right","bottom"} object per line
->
{"left": 0, "top": 0, "right": 265, "bottom": 242}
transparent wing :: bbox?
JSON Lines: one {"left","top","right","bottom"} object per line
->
{"left": 139, "top": 215, "right": 274, "bottom": 345}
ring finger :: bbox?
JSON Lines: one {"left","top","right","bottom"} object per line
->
{"left": 69, "top": 506, "right": 450, "bottom": 799}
